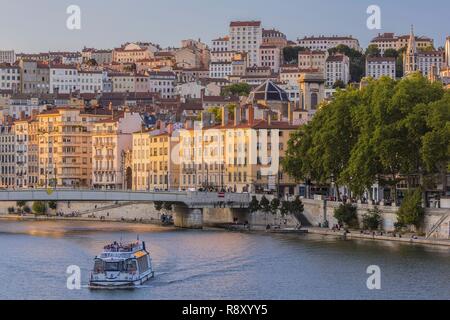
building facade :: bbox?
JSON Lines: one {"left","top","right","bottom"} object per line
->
{"left": 366, "top": 57, "right": 396, "bottom": 79}
{"left": 229, "top": 21, "right": 262, "bottom": 67}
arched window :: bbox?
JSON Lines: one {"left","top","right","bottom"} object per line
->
{"left": 311, "top": 93, "right": 318, "bottom": 110}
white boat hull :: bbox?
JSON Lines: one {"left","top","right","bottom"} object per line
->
{"left": 89, "top": 271, "right": 154, "bottom": 289}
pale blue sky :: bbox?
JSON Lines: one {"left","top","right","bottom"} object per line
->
{"left": 1, "top": 0, "right": 449, "bottom": 52}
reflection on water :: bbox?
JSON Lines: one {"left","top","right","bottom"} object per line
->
{"left": 0, "top": 220, "right": 449, "bottom": 300}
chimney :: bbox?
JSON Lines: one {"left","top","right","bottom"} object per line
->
{"left": 221, "top": 106, "right": 228, "bottom": 127}
{"left": 247, "top": 105, "right": 255, "bottom": 125}
{"left": 288, "top": 102, "right": 293, "bottom": 125}
{"left": 167, "top": 123, "right": 174, "bottom": 135}
{"left": 234, "top": 105, "right": 241, "bottom": 126}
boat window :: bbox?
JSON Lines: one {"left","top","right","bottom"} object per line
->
{"left": 105, "top": 262, "right": 121, "bottom": 271}
{"left": 93, "top": 259, "right": 104, "bottom": 273}
{"left": 126, "top": 260, "right": 137, "bottom": 272}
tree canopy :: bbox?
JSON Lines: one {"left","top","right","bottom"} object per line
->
{"left": 283, "top": 73, "right": 449, "bottom": 201}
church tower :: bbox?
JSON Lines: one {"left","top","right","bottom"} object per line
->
{"left": 404, "top": 25, "right": 418, "bottom": 75}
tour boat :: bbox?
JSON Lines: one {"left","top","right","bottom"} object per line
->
{"left": 89, "top": 240, "right": 154, "bottom": 288}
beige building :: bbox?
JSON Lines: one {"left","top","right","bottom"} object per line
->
{"left": 113, "top": 43, "right": 153, "bottom": 64}
{"left": 19, "top": 60, "right": 50, "bottom": 94}
{"left": 229, "top": 21, "right": 263, "bottom": 67}
{"left": 297, "top": 35, "right": 361, "bottom": 51}
{"left": 259, "top": 45, "right": 282, "bottom": 73}
{"left": 132, "top": 126, "right": 180, "bottom": 191}
{"left": 92, "top": 112, "right": 142, "bottom": 189}
{"left": 370, "top": 32, "right": 434, "bottom": 54}
{"left": 178, "top": 107, "right": 298, "bottom": 194}
{"left": 298, "top": 50, "right": 328, "bottom": 75}
{"left": 36, "top": 107, "right": 111, "bottom": 188}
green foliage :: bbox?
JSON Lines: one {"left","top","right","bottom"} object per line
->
{"left": 86, "top": 58, "right": 98, "bottom": 66}
{"left": 362, "top": 207, "right": 382, "bottom": 230}
{"left": 32, "top": 201, "right": 47, "bottom": 215}
{"left": 383, "top": 48, "right": 399, "bottom": 58}
{"left": 23, "top": 206, "right": 31, "bottom": 214}
{"left": 7, "top": 207, "right": 15, "bottom": 214}
{"left": 334, "top": 203, "right": 358, "bottom": 227}
{"left": 280, "top": 201, "right": 290, "bottom": 217}
{"left": 163, "top": 202, "right": 173, "bottom": 212}
{"left": 290, "top": 196, "right": 304, "bottom": 215}
{"left": 249, "top": 196, "right": 260, "bottom": 213}
{"left": 259, "top": 196, "right": 271, "bottom": 214}
{"left": 284, "top": 73, "right": 449, "bottom": 202}
{"left": 154, "top": 201, "right": 163, "bottom": 212}
{"left": 396, "top": 189, "right": 425, "bottom": 229}
{"left": 48, "top": 201, "right": 57, "bottom": 210}
{"left": 221, "top": 83, "right": 251, "bottom": 97}
{"left": 328, "top": 44, "right": 365, "bottom": 82}
{"left": 270, "top": 198, "right": 280, "bottom": 215}
{"left": 365, "top": 44, "right": 381, "bottom": 57}
{"left": 332, "top": 80, "right": 346, "bottom": 89}
{"left": 283, "top": 46, "right": 307, "bottom": 64}
{"left": 16, "top": 201, "right": 26, "bottom": 208}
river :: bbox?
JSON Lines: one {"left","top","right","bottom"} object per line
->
{"left": 0, "top": 220, "right": 449, "bottom": 300}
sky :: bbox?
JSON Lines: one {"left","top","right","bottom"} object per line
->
{"left": 1, "top": 0, "right": 449, "bottom": 53}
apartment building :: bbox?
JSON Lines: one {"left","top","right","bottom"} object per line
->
{"left": 178, "top": 107, "right": 298, "bottom": 194}
{"left": 82, "top": 48, "right": 113, "bottom": 65}
{"left": 297, "top": 35, "right": 361, "bottom": 51}
{"left": 209, "top": 61, "right": 232, "bottom": 79}
{"left": 229, "top": 21, "right": 262, "bottom": 67}
{"left": 18, "top": 60, "right": 50, "bottom": 94}
{"left": 370, "top": 32, "right": 434, "bottom": 54}
{"left": 298, "top": 50, "right": 328, "bottom": 75}
{"left": 132, "top": 127, "right": 180, "bottom": 191}
{"left": 366, "top": 57, "right": 396, "bottom": 79}
{"left": 446, "top": 36, "right": 450, "bottom": 67}
{"left": 112, "top": 43, "right": 153, "bottom": 64}
{"left": 148, "top": 71, "right": 176, "bottom": 98}
{"left": 0, "top": 124, "right": 16, "bottom": 188}
{"left": 325, "top": 54, "right": 350, "bottom": 87}
{"left": 258, "top": 45, "right": 282, "bottom": 73}
{"left": 211, "top": 37, "right": 230, "bottom": 52}
{"left": 92, "top": 112, "right": 142, "bottom": 190}
{"left": 262, "top": 29, "right": 288, "bottom": 48}
{"left": 78, "top": 70, "right": 103, "bottom": 93}
{"left": 49, "top": 64, "right": 78, "bottom": 94}
{"left": 36, "top": 107, "right": 111, "bottom": 187}
{"left": 0, "top": 50, "right": 16, "bottom": 64}
{"left": 0, "top": 63, "right": 21, "bottom": 93}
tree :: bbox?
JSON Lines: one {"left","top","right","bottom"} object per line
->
{"left": 328, "top": 44, "right": 365, "bottom": 82}
{"left": 221, "top": 83, "right": 251, "bottom": 97}
{"left": 280, "top": 200, "right": 290, "bottom": 217}
{"left": 362, "top": 207, "right": 382, "bottom": 230}
{"left": 283, "top": 46, "right": 307, "bottom": 64}
{"left": 332, "top": 80, "right": 346, "bottom": 89}
{"left": 249, "top": 196, "right": 260, "bottom": 213}
{"left": 334, "top": 203, "right": 358, "bottom": 227}
{"left": 290, "top": 196, "right": 304, "bottom": 215}
{"left": 48, "top": 201, "right": 57, "bottom": 210}
{"left": 32, "top": 201, "right": 47, "bottom": 215}
{"left": 163, "top": 202, "right": 173, "bottom": 212}
{"left": 260, "top": 196, "right": 271, "bottom": 224}
{"left": 396, "top": 189, "right": 424, "bottom": 230}
{"left": 154, "top": 201, "right": 163, "bottom": 212}
{"left": 365, "top": 44, "right": 381, "bottom": 57}
{"left": 23, "top": 206, "right": 31, "bottom": 214}
{"left": 270, "top": 198, "right": 281, "bottom": 224}
{"left": 7, "top": 207, "right": 15, "bottom": 214}
{"left": 86, "top": 58, "right": 98, "bottom": 66}
{"left": 16, "top": 201, "right": 26, "bottom": 208}
{"left": 383, "top": 48, "right": 399, "bottom": 58}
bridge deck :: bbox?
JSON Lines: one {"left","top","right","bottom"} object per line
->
{"left": 0, "top": 190, "right": 251, "bottom": 208}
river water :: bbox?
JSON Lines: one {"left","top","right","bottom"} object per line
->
{"left": 0, "top": 220, "right": 449, "bottom": 300}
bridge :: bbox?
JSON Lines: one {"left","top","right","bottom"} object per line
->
{"left": 0, "top": 190, "right": 251, "bottom": 228}
{"left": 0, "top": 189, "right": 250, "bottom": 208}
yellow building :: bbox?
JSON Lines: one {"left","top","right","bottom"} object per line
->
{"left": 178, "top": 108, "right": 298, "bottom": 194}
{"left": 36, "top": 107, "right": 111, "bottom": 187}
{"left": 132, "top": 127, "right": 180, "bottom": 191}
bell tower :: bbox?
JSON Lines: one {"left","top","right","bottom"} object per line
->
{"left": 404, "top": 25, "right": 418, "bottom": 76}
